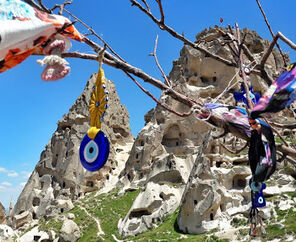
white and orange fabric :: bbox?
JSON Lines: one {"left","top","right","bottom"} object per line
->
{"left": 0, "top": 0, "right": 82, "bottom": 80}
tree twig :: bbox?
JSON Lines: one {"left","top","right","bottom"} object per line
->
{"left": 129, "top": 0, "right": 236, "bottom": 67}
{"left": 140, "top": 0, "right": 151, "bottom": 12}
{"left": 37, "top": 0, "right": 52, "bottom": 13}
{"left": 256, "top": 0, "right": 287, "bottom": 66}
{"left": 151, "top": 35, "right": 171, "bottom": 86}
{"left": 23, "top": 0, "right": 45, "bottom": 12}
{"left": 235, "top": 23, "right": 253, "bottom": 109}
{"left": 260, "top": 32, "right": 296, "bottom": 67}
{"left": 156, "top": 0, "right": 165, "bottom": 24}
{"left": 269, "top": 122, "right": 296, "bottom": 129}
{"left": 51, "top": 0, "right": 73, "bottom": 15}
{"left": 220, "top": 141, "right": 248, "bottom": 154}
{"left": 124, "top": 71, "right": 193, "bottom": 117}
{"left": 63, "top": 9, "right": 126, "bottom": 63}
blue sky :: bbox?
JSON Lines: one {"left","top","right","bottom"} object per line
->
{"left": 1, "top": 0, "right": 296, "bottom": 210}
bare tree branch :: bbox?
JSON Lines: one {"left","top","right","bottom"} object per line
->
{"left": 63, "top": 9, "right": 126, "bottom": 63}
{"left": 37, "top": 0, "right": 52, "bottom": 13}
{"left": 235, "top": 23, "right": 253, "bottom": 109}
{"left": 221, "top": 141, "right": 248, "bottom": 154}
{"left": 151, "top": 35, "right": 171, "bottom": 86}
{"left": 156, "top": 0, "right": 165, "bottom": 24}
{"left": 256, "top": 0, "right": 287, "bottom": 66}
{"left": 52, "top": 0, "right": 73, "bottom": 15}
{"left": 129, "top": 0, "right": 236, "bottom": 67}
{"left": 124, "top": 71, "right": 194, "bottom": 118}
{"left": 260, "top": 32, "right": 296, "bottom": 67}
{"left": 140, "top": 0, "right": 151, "bottom": 12}
{"left": 23, "top": 0, "right": 45, "bottom": 12}
{"left": 269, "top": 122, "right": 296, "bottom": 129}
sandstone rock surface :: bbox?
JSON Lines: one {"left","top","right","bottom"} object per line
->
{"left": 0, "top": 225, "right": 14, "bottom": 241}
{"left": 59, "top": 219, "right": 81, "bottom": 242}
{"left": 0, "top": 203, "right": 5, "bottom": 225}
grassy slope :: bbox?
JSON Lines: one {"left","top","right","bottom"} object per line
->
{"left": 38, "top": 189, "right": 296, "bottom": 242}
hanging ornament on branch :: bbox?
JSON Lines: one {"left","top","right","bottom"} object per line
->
{"left": 79, "top": 55, "right": 110, "bottom": 172}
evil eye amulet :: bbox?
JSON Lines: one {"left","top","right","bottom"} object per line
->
{"left": 79, "top": 130, "right": 110, "bottom": 171}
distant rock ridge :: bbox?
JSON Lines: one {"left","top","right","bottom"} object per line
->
{"left": 12, "top": 73, "right": 134, "bottom": 226}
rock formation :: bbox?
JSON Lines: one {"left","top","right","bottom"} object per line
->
{"left": 8, "top": 27, "right": 296, "bottom": 241}
{"left": 117, "top": 27, "right": 293, "bottom": 235}
{"left": 12, "top": 73, "right": 134, "bottom": 225}
{"left": 0, "top": 202, "right": 6, "bottom": 224}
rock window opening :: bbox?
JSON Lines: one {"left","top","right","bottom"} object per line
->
{"left": 33, "top": 236, "right": 41, "bottom": 241}
{"left": 32, "top": 197, "right": 40, "bottom": 207}
{"left": 210, "top": 213, "right": 214, "bottom": 221}
{"left": 62, "top": 182, "right": 66, "bottom": 188}
{"left": 127, "top": 174, "right": 131, "bottom": 181}
{"left": 60, "top": 208, "right": 64, "bottom": 213}
{"left": 140, "top": 140, "right": 144, "bottom": 146}
{"left": 233, "top": 175, "right": 247, "bottom": 189}
{"left": 194, "top": 200, "right": 198, "bottom": 205}
{"left": 52, "top": 158, "right": 57, "bottom": 168}
{"left": 86, "top": 181, "right": 94, "bottom": 187}
{"left": 32, "top": 212, "right": 37, "bottom": 220}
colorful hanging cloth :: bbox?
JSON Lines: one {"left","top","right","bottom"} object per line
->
{"left": 0, "top": 0, "right": 82, "bottom": 80}
{"left": 248, "top": 120, "right": 276, "bottom": 183}
{"left": 233, "top": 83, "right": 260, "bottom": 108}
{"left": 198, "top": 103, "right": 258, "bottom": 139}
{"left": 250, "top": 63, "right": 296, "bottom": 119}
{"left": 79, "top": 60, "right": 110, "bottom": 172}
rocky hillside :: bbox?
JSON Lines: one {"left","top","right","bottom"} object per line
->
{"left": 1, "top": 27, "right": 296, "bottom": 242}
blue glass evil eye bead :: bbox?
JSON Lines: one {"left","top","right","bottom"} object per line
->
{"left": 79, "top": 130, "right": 110, "bottom": 171}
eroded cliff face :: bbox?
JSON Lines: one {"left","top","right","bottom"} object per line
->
{"left": 117, "top": 27, "right": 295, "bottom": 236}
{"left": 12, "top": 73, "right": 134, "bottom": 224}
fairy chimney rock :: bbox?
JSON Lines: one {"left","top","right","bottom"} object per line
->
{"left": 12, "top": 73, "right": 133, "bottom": 224}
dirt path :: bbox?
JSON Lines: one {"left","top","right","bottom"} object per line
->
{"left": 77, "top": 203, "right": 105, "bottom": 237}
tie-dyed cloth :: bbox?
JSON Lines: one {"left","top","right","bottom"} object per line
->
{"left": 198, "top": 103, "right": 276, "bottom": 183}
{"left": 0, "top": 0, "right": 82, "bottom": 79}
{"left": 251, "top": 63, "right": 296, "bottom": 119}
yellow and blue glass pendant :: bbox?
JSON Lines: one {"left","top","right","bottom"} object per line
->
{"left": 79, "top": 61, "right": 110, "bottom": 171}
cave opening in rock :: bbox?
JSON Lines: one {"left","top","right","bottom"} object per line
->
{"left": 233, "top": 175, "right": 247, "bottom": 189}
{"left": 86, "top": 181, "right": 94, "bottom": 187}
{"left": 210, "top": 213, "right": 214, "bottom": 221}
{"left": 32, "top": 197, "right": 40, "bottom": 207}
